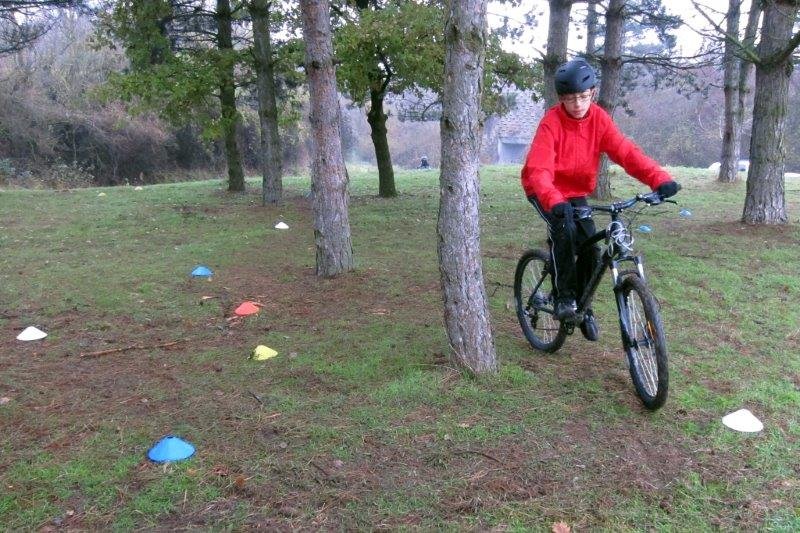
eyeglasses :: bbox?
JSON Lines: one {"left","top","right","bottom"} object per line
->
{"left": 560, "top": 91, "right": 593, "bottom": 104}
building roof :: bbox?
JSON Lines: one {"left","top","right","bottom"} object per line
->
{"left": 496, "top": 91, "right": 543, "bottom": 145}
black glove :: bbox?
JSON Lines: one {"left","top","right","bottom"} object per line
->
{"left": 550, "top": 202, "right": 572, "bottom": 218}
{"left": 657, "top": 181, "right": 681, "bottom": 199}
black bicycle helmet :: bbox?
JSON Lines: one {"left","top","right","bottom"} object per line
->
{"left": 555, "top": 59, "right": 596, "bottom": 95}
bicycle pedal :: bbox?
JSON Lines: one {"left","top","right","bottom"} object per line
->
{"left": 564, "top": 323, "right": 576, "bottom": 335}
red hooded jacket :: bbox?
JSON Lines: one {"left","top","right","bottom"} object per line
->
{"left": 521, "top": 103, "right": 672, "bottom": 212}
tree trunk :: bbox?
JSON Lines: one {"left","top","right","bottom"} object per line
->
{"left": 251, "top": 0, "right": 283, "bottom": 205}
{"left": 585, "top": 0, "right": 599, "bottom": 58}
{"left": 438, "top": 0, "right": 497, "bottom": 374}
{"left": 300, "top": 0, "right": 355, "bottom": 275}
{"left": 742, "top": 0, "right": 797, "bottom": 225}
{"left": 217, "top": 0, "right": 245, "bottom": 192}
{"left": 351, "top": 1, "right": 397, "bottom": 198}
{"left": 543, "top": 0, "right": 573, "bottom": 109}
{"left": 718, "top": 0, "right": 742, "bottom": 183}
{"left": 735, "top": 2, "right": 761, "bottom": 165}
{"left": 593, "top": 0, "right": 624, "bottom": 200}
{"left": 367, "top": 87, "right": 397, "bottom": 197}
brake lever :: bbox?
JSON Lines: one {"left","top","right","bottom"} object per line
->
{"left": 644, "top": 195, "right": 663, "bottom": 206}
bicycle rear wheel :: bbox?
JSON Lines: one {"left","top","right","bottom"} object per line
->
{"left": 514, "top": 249, "right": 567, "bottom": 352}
{"left": 616, "top": 275, "right": 668, "bottom": 410}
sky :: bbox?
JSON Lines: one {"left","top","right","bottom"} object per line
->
{"left": 487, "top": 0, "right": 753, "bottom": 60}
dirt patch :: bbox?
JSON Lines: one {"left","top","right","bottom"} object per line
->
{"left": 216, "top": 265, "right": 391, "bottom": 324}
{"left": 663, "top": 218, "right": 800, "bottom": 245}
{"left": 171, "top": 204, "right": 226, "bottom": 217}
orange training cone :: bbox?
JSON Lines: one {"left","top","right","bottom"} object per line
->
{"left": 234, "top": 301, "right": 260, "bottom": 316}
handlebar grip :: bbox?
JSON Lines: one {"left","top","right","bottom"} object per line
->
{"left": 573, "top": 206, "right": 593, "bottom": 219}
{"left": 642, "top": 191, "right": 663, "bottom": 205}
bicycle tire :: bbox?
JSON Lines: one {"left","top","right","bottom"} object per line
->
{"left": 616, "top": 275, "right": 669, "bottom": 410}
{"left": 514, "top": 249, "right": 567, "bottom": 353}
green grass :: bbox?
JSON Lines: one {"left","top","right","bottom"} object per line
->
{"left": 1, "top": 165, "right": 798, "bottom": 529}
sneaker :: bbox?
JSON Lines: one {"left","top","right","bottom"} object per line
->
{"left": 554, "top": 298, "right": 578, "bottom": 322}
{"left": 580, "top": 309, "right": 599, "bottom": 341}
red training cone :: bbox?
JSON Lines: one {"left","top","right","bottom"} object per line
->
{"left": 234, "top": 301, "right": 260, "bottom": 316}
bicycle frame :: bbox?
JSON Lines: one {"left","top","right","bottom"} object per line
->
{"left": 526, "top": 191, "right": 667, "bottom": 331}
{"left": 575, "top": 210, "right": 644, "bottom": 314}
{"left": 516, "top": 190, "right": 674, "bottom": 409}
{"left": 523, "top": 215, "right": 642, "bottom": 318}
{"left": 574, "top": 215, "right": 644, "bottom": 346}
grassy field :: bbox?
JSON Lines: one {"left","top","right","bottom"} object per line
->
{"left": 1, "top": 165, "right": 798, "bottom": 530}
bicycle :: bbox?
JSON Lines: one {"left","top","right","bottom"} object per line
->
{"left": 513, "top": 191, "right": 674, "bottom": 410}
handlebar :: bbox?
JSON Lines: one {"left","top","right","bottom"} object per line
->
{"left": 576, "top": 191, "right": 675, "bottom": 218}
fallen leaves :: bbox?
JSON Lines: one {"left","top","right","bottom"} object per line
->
{"left": 210, "top": 465, "right": 230, "bottom": 477}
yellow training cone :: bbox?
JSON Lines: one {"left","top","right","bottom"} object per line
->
{"left": 251, "top": 345, "right": 278, "bottom": 361}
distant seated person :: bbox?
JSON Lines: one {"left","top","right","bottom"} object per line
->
{"left": 418, "top": 156, "right": 430, "bottom": 169}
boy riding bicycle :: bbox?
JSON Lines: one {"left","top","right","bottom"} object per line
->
{"left": 521, "top": 58, "right": 680, "bottom": 339}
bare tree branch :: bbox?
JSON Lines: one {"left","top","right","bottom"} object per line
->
{"left": 619, "top": 49, "right": 718, "bottom": 67}
{"left": 690, "top": 0, "right": 761, "bottom": 64}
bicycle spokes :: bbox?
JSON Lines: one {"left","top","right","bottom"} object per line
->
{"left": 625, "top": 292, "right": 659, "bottom": 396}
{"left": 514, "top": 250, "right": 567, "bottom": 353}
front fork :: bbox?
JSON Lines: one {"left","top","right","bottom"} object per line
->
{"left": 611, "top": 254, "right": 646, "bottom": 286}
{"left": 612, "top": 255, "right": 645, "bottom": 348}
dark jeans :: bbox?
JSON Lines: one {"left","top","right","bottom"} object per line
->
{"left": 528, "top": 196, "right": 601, "bottom": 304}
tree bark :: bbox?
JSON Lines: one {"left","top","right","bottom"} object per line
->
{"left": 251, "top": 0, "right": 283, "bottom": 205}
{"left": 718, "top": 0, "right": 742, "bottom": 183}
{"left": 593, "top": 0, "right": 624, "bottom": 200}
{"left": 217, "top": 0, "right": 245, "bottom": 192}
{"left": 735, "top": 2, "right": 761, "bottom": 168}
{"left": 367, "top": 86, "right": 397, "bottom": 197}
{"left": 300, "top": 0, "right": 355, "bottom": 275}
{"left": 585, "top": 0, "right": 599, "bottom": 58}
{"left": 543, "top": 0, "right": 574, "bottom": 109}
{"left": 438, "top": 0, "right": 497, "bottom": 374}
{"left": 742, "top": 0, "right": 797, "bottom": 225}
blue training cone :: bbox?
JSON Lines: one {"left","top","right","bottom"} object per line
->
{"left": 679, "top": 208, "right": 693, "bottom": 218}
{"left": 191, "top": 265, "right": 213, "bottom": 278}
{"left": 637, "top": 225, "right": 652, "bottom": 233}
{"left": 147, "top": 435, "right": 196, "bottom": 463}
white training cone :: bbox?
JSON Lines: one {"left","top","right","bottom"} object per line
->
{"left": 17, "top": 326, "right": 48, "bottom": 341}
{"left": 97, "top": 192, "right": 106, "bottom": 197}
{"left": 722, "top": 409, "right": 763, "bottom": 433}
{"left": 134, "top": 186, "right": 143, "bottom": 191}
{"left": 274, "top": 221, "right": 289, "bottom": 230}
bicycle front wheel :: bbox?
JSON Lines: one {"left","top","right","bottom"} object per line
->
{"left": 514, "top": 249, "right": 566, "bottom": 353}
{"left": 617, "top": 275, "right": 668, "bottom": 410}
